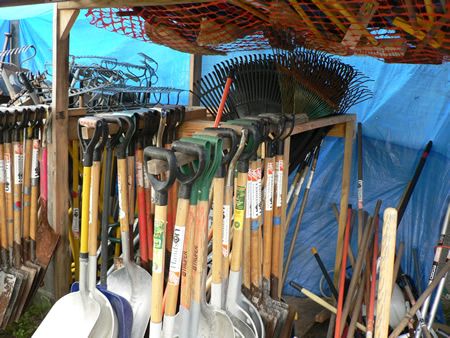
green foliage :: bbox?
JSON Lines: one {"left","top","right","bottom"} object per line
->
{"left": 0, "top": 296, "right": 52, "bottom": 338}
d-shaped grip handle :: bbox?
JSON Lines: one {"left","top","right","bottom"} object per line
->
{"left": 171, "top": 140, "right": 206, "bottom": 199}
{"left": 144, "top": 146, "right": 177, "bottom": 206}
{"left": 78, "top": 117, "right": 106, "bottom": 167}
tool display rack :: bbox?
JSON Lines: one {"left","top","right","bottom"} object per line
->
{"left": 0, "top": 0, "right": 356, "bottom": 301}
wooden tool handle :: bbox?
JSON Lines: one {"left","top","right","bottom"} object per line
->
{"left": 80, "top": 166, "right": 92, "bottom": 255}
{"left": 263, "top": 157, "right": 275, "bottom": 279}
{"left": 165, "top": 198, "right": 189, "bottom": 316}
{"left": 88, "top": 161, "right": 101, "bottom": 256}
{"left": 212, "top": 177, "right": 224, "bottom": 284}
{"left": 29, "top": 138, "right": 40, "bottom": 244}
{"left": 117, "top": 158, "right": 129, "bottom": 233}
{"left": 230, "top": 172, "right": 247, "bottom": 272}
{"left": 135, "top": 148, "right": 149, "bottom": 266}
{"left": 127, "top": 155, "right": 135, "bottom": 227}
{"left": 375, "top": 208, "right": 397, "bottom": 338}
{"left": 192, "top": 200, "right": 209, "bottom": 303}
{"left": 0, "top": 144, "right": 7, "bottom": 251}
{"left": 151, "top": 204, "right": 167, "bottom": 323}
{"left": 22, "top": 138, "right": 32, "bottom": 241}
{"left": 13, "top": 141, "right": 23, "bottom": 262}
{"left": 250, "top": 161, "right": 262, "bottom": 287}
{"left": 180, "top": 204, "right": 196, "bottom": 309}
{"left": 243, "top": 167, "right": 252, "bottom": 289}
{"left": 222, "top": 186, "right": 233, "bottom": 279}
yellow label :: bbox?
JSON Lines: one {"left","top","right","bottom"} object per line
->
{"left": 153, "top": 218, "right": 166, "bottom": 274}
{"left": 233, "top": 185, "right": 246, "bottom": 230}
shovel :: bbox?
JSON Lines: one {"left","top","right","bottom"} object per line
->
{"left": 0, "top": 122, "right": 18, "bottom": 327}
{"left": 84, "top": 117, "right": 119, "bottom": 338}
{"left": 1, "top": 112, "right": 29, "bottom": 328}
{"left": 185, "top": 134, "right": 235, "bottom": 338}
{"left": 160, "top": 140, "right": 206, "bottom": 338}
{"left": 11, "top": 109, "right": 39, "bottom": 321}
{"left": 33, "top": 117, "right": 105, "bottom": 338}
{"left": 107, "top": 113, "right": 152, "bottom": 338}
{"left": 144, "top": 146, "right": 177, "bottom": 338}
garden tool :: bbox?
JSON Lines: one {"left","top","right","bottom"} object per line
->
{"left": 282, "top": 144, "right": 321, "bottom": 286}
{"left": 0, "top": 117, "right": 19, "bottom": 327}
{"left": 33, "top": 117, "right": 106, "bottom": 338}
{"left": 100, "top": 116, "right": 133, "bottom": 338}
{"left": 107, "top": 114, "right": 152, "bottom": 338}
{"left": 144, "top": 146, "right": 177, "bottom": 338}
{"left": 161, "top": 140, "right": 205, "bottom": 338}
{"left": 177, "top": 139, "right": 211, "bottom": 338}
{"left": 197, "top": 128, "right": 255, "bottom": 338}
{"left": 30, "top": 107, "right": 59, "bottom": 308}
{"left": 71, "top": 138, "right": 81, "bottom": 280}
{"left": 11, "top": 109, "right": 37, "bottom": 321}
{"left": 87, "top": 118, "right": 119, "bottom": 338}
{"left": 243, "top": 117, "right": 290, "bottom": 338}
{"left": 224, "top": 121, "right": 265, "bottom": 338}
{"left": 1, "top": 110, "right": 29, "bottom": 328}
{"left": 187, "top": 133, "right": 235, "bottom": 338}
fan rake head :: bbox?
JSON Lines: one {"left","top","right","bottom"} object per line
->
{"left": 192, "top": 49, "right": 372, "bottom": 121}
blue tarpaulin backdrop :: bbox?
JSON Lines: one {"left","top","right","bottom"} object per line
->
{"left": 1, "top": 3, "right": 449, "bottom": 310}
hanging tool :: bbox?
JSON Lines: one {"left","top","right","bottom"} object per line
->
{"left": 144, "top": 146, "right": 177, "bottom": 338}
{"left": 34, "top": 117, "right": 105, "bottom": 338}
{"left": 0, "top": 113, "right": 19, "bottom": 327}
{"left": 161, "top": 140, "right": 205, "bottom": 338}
{"left": 186, "top": 134, "right": 235, "bottom": 338}
{"left": 224, "top": 121, "right": 265, "bottom": 338}
{"left": 107, "top": 113, "right": 151, "bottom": 338}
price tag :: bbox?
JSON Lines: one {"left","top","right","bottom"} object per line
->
{"left": 14, "top": 145, "right": 24, "bottom": 185}
{"left": 233, "top": 185, "right": 245, "bottom": 231}
{"left": 265, "top": 162, "right": 274, "bottom": 211}
{"left": 222, "top": 204, "right": 231, "bottom": 257}
{"left": 0, "top": 160, "right": 5, "bottom": 183}
{"left": 168, "top": 225, "right": 185, "bottom": 285}
{"left": 276, "top": 159, "right": 283, "bottom": 207}
{"left": 31, "top": 140, "right": 40, "bottom": 180}
{"left": 136, "top": 161, "right": 144, "bottom": 187}
{"left": 5, "top": 153, "right": 11, "bottom": 193}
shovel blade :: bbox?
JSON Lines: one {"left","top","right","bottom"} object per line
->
{"left": 33, "top": 292, "right": 101, "bottom": 338}
{"left": 1, "top": 268, "right": 25, "bottom": 329}
{"left": 0, "top": 271, "right": 16, "bottom": 326}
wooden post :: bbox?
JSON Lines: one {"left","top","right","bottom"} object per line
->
{"left": 188, "top": 54, "right": 202, "bottom": 106}
{"left": 333, "top": 120, "right": 355, "bottom": 286}
{"left": 47, "top": 5, "right": 79, "bottom": 299}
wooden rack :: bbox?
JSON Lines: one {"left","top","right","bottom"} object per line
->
{"left": 0, "top": 1, "right": 355, "bottom": 299}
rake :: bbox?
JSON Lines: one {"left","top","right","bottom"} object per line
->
{"left": 192, "top": 49, "right": 372, "bottom": 122}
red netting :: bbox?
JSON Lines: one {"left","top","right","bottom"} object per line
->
{"left": 86, "top": 1, "right": 449, "bottom": 64}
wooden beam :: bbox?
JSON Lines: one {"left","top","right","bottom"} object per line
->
{"left": 333, "top": 120, "right": 355, "bottom": 286}
{"left": 47, "top": 6, "right": 79, "bottom": 300}
{"left": 58, "top": 0, "right": 212, "bottom": 9}
{"left": 189, "top": 54, "right": 202, "bottom": 107}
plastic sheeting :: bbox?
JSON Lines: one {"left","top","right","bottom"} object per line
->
{"left": 0, "top": 5, "right": 191, "bottom": 103}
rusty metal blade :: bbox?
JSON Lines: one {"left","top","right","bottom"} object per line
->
{"left": 0, "top": 271, "right": 16, "bottom": 325}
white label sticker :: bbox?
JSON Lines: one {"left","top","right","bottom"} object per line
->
{"left": 357, "top": 179, "right": 363, "bottom": 209}
{"left": 72, "top": 207, "right": 80, "bottom": 233}
{"left": 143, "top": 167, "right": 150, "bottom": 189}
{"left": 4, "top": 153, "right": 11, "bottom": 193}
{"left": 14, "top": 145, "right": 23, "bottom": 185}
{"left": 117, "top": 174, "right": 126, "bottom": 220}
{"left": 265, "top": 162, "right": 274, "bottom": 211}
{"left": 31, "top": 140, "right": 40, "bottom": 180}
{"left": 246, "top": 173, "right": 251, "bottom": 219}
{"left": 295, "top": 175, "right": 305, "bottom": 195}
{"left": 136, "top": 161, "right": 144, "bottom": 187}
{"left": 0, "top": 160, "right": 4, "bottom": 183}
{"left": 168, "top": 225, "right": 185, "bottom": 285}
{"left": 276, "top": 160, "right": 284, "bottom": 207}
{"left": 251, "top": 169, "right": 258, "bottom": 219}
{"left": 255, "top": 167, "right": 262, "bottom": 217}
{"left": 222, "top": 204, "right": 231, "bottom": 257}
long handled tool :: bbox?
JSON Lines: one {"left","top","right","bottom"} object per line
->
{"left": 144, "top": 146, "right": 177, "bottom": 338}
{"left": 282, "top": 143, "right": 321, "bottom": 286}
{"left": 11, "top": 109, "right": 38, "bottom": 321}
{"left": 224, "top": 122, "right": 265, "bottom": 338}
{"left": 161, "top": 140, "right": 206, "bottom": 338}
{"left": 187, "top": 134, "right": 235, "bottom": 338}
{"left": 1, "top": 112, "right": 28, "bottom": 328}
{"left": 34, "top": 118, "right": 105, "bottom": 338}
{"left": 99, "top": 116, "right": 133, "bottom": 338}
{"left": 108, "top": 114, "right": 152, "bottom": 338}
{"left": 0, "top": 120, "right": 19, "bottom": 326}
{"left": 83, "top": 117, "right": 119, "bottom": 338}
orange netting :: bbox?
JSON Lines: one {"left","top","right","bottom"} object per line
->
{"left": 86, "top": 1, "right": 449, "bottom": 64}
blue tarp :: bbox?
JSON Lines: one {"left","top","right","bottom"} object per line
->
{"left": 1, "top": 4, "right": 449, "bottom": 309}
